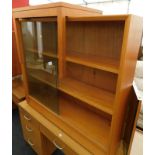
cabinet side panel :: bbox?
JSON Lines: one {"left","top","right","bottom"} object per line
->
{"left": 12, "top": 31, "right": 22, "bottom": 76}
{"left": 109, "top": 15, "right": 143, "bottom": 155}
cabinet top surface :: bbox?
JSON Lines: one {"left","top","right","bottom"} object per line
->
{"left": 13, "top": 2, "right": 102, "bottom": 14}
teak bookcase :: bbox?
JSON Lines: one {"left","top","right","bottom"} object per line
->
{"left": 13, "top": 2, "right": 142, "bottom": 155}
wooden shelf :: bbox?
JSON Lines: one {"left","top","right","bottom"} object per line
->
{"left": 28, "top": 68, "right": 57, "bottom": 88}
{"left": 59, "top": 93, "right": 111, "bottom": 151}
{"left": 63, "top": 116, "right": 110, "bottom": 151}
{"left": 66, "top": 52, "right": 119, "bottom": 74}
{"left": 26, "top": 48, "right": 57, "bottom": 59}
{"left": 59, "top": 77, "right": 114, "bottom": 115}
{"left": 43, "top": 51, "right": 57, "bottom": 58}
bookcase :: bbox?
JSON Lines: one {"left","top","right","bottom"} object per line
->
{"left": 13, "top": 3, "right": 142, "bottom": 155}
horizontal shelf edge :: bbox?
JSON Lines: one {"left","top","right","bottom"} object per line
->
{"left": 59, "top": 87, "right": 113, "bottom": 115}
{"left": 66, "top": 56, "right": 119, "bottom": 74}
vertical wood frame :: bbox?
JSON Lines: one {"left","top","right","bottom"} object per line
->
{"left": 109, "top": 15, "right": 143, "bottom": 155}
{"left": 57, "top": 7, "right": 66, "bottom": 80}
{"left": 13, "top": 18, "right": 29, "bottom": 99}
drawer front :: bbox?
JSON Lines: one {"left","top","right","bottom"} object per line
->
{"left": 40, "top": 122, "right": 92, "bottom": 155}
{"left": 19, "top": 108, "right": 39, "bottom": 128}
{"left": 24, "top": 127, "right": 41, "bottom": 154}
{"left": 41, "top": 127, "right": 76, "bottom": 155}
{"left": 19, "top": 109, "right": 41, "bottom": 154}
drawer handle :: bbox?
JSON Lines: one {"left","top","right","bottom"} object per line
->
{"left": 53, "top": 140, "right": 63, "bottom": 150}
{"left": 28, "top": 138, "right": 34, "bottom": 146}
{"left": 24, "top": 115, "right": 31, "bottom": 121}
{"left": 26, "top": 125, "right": 33, "bottom": 132}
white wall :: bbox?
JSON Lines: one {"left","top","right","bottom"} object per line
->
{"left": 129, "top": 0, "right": 143, "bottom": 16}
{"left": 29, "top": 0, "right": 143, "bottom": 16}
{"left": 84, "top": 1, "right": 130, "bottom": 14}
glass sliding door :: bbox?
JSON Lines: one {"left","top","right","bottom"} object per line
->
{"left": 21, "top": 17, "right": 59, "bottom": 113}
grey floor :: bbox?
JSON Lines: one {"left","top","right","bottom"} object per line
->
{"left": 12, "top": 108, "right": 64, "bottom": 155}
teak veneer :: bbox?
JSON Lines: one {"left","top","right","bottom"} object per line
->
{"left": 12, "top": 77, "right": 25, "bottom": 105}
{"left": 13, "top": 2, "right": 142, "bottom": 155}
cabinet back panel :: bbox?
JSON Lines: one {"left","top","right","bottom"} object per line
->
{"left": 42, "top": 21, "right": 57, "bottom": 54}
{"left": 59, "top": 92, "right": 111, "bottom": 147}
{"left": 66, "top": 62, "right": 117, "bottom": 93}
{"left": 66, "top": 21, "right": 125, "bottom": 60}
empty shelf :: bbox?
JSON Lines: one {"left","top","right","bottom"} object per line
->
{"left": 59, "top": 77, "right": 114, "bottom": 115}
{"left": 66, "top": 52, "right": 119, "bottom": 74}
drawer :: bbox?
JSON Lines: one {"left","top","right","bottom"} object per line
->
{"left": 24, "top": 126, "right": 41, "bottom": 154}
{"left": 22, "top": 120, "right": 38, "bottom": 139}
{"left": 19, "top": 107, "right": 42, "bottom": 154}
{"left": 41, "top": 127, "right": 74, "bottom": 155}
{"left": 19, "top": 108, "right": 39, "bottom": 128}
{"left": 40, "top": 120, "right": 92, "bottom": 155}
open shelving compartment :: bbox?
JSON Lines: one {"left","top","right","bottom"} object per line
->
{"left": 59, "top": 91, "right": 112, "bottom": 150}
{"left": 57, "top": 16, "right": 126, "bottom": 152}
{"left": 65, "top": 17, "right": 125, "bottom": 73}
{"left": 59, "top": 62, "right": 117, "bottom": 115}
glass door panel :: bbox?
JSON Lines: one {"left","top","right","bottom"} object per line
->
{"left": 21, "top": 17, "right": 59, "bottom": 113}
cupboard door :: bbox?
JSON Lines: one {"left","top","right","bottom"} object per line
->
{"left": 21, "top": 18, "right": 59, "bottom": 113}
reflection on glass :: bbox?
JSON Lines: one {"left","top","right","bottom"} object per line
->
{"left": 21, "top": 18, "right": 59, "bottom": 113}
